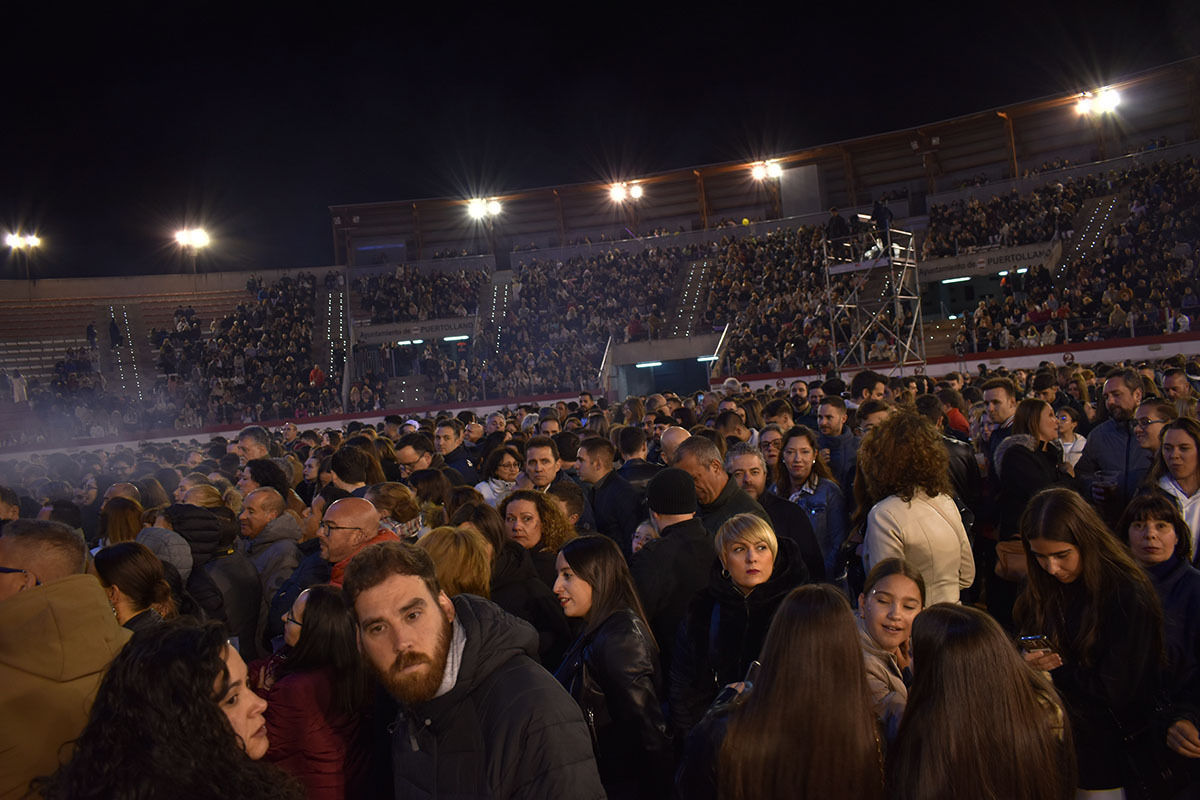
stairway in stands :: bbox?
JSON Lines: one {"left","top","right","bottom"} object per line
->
{"left": 481, "top": 270, "right": 512, "bottom": 355}
{"left": 666, "top": 257, "right": 713, "bottom": 338}
{"left": 315, "top": 288, "right": 347, "bottom": 387}
{"left": 100, "top": 302, "right": 149, "bottom": 404}
{"left": 1058, "top": 192, "right": 1126, "bottom": 273}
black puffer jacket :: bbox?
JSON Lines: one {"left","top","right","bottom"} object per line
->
{"left": 490, "top": 540, "right": 573, "bottom": 668}
{"left": 669, "top": 537, "right": 808, "bottom": 737}
{"left": 165, "top": 503, "right": 227, "bottom": 622}
{"left": 388, "top": 594, "right": 605, "bottom": 800}
{"left": 555, "top": 608, "right": 672, "bottom": 800}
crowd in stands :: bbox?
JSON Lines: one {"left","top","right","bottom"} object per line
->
{"left": 952, "top": 155, "right": 1200, "bottom": 354}
{"left": 7, "top": 352, "right": 1200, "bottom": 799}
{"left": 350, "top": 265, "right": 488, "bottom": 324}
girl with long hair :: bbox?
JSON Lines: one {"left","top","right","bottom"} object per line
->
{"left": 887, "top": 604, "right": 1076, "bottom": 800}
{"left": 856, "top": 558, "right": 925, "bottom": 740}
{"left": 1015, "top": 487, "right": 1169, "bottom": 797}
{"left": 97, "top": 496, "right": 143, "bottom": 546}
{"left": 772, "top": 425, "right": 846, "bottom": 579}
{"left": 858, "top": 413, "right": 973, "bottom": 606}
{"left": 94, "top": 542, "right": 177, "bottom": 633}
{"left": 249, "top": 585, "right": 369, "bottom": 800}
{"left": 553, "top": 535, "right": 670, "bottom": 800}
{"left": 675, "top": 584, "right": 884, "bottom": 800}
{"left": 35, "top": 620, "right": 304, "bottom": 800}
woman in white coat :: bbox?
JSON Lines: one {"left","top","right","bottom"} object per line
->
{"left": 857, "top": 412, "right": 974, "bottom": 606}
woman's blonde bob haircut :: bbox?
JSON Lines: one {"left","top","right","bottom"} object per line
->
{"left": 714, "top": 513, "right": 778, "bottom": 563}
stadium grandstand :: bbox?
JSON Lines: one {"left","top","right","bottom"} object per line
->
{"left": 2, "top": 56, "right": 1199, "bottom": 449}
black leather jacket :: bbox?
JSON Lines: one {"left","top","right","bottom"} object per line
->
{"left": 556, "top": 608, "right": 672, "bottom": 799}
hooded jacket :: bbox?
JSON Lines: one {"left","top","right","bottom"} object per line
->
{"left": 669, "top": 537, "right": 808, "bottom": 737}
{"left": 169, "top": 503, "right": 234, "bottom": 622}
{"left": 0, "top": 575, "right": 131, "bottom": 800}
{"left": 386, "top": 594, "right": 605, "bottom": 800}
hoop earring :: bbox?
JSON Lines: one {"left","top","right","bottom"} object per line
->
{"left": 721, "top": 568, "right": 730, "bottom": 579}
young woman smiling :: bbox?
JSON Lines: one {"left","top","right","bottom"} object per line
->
{"left": 856, "top": 558, "right": 925, "bottom": 741}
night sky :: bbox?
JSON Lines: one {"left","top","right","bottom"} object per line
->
{"left": 3, "top": 2, "right": 1196, "bottom": 279}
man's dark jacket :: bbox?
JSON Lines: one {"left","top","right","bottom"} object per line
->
{"left": 386, "top": 594, "right": 605, "bottom": 800}
{"left": 631, "top": 516, "right": 715, "bottom": 672}
{"left": 588, "top": 469, "right": 641, "bottom": 558}
{"left": 757, "top": 490, "right": 826, "bottom": 581}
{"left": 698, "top": 478, "right": 768, "bottom": 536}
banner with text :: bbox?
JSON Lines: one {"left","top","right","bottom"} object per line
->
{"left": 919, "top": 240, "right": 1061, "bottom": 283}
{"left": 356, "top": 316, "right": 477, "bottom": 344}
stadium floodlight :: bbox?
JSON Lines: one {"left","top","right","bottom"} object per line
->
{"left": 7, "top": 233, "right": 40, "bottom": 248}
{"left": 610, "top": 183, "right": 628, "bottom": 202}
{"left": 750, "top": 163, "right": 768, "bottom": 181}
{"left": 175, "top": 228, "right": 209, "bottom": 248}
{"left": 487, "top": 199, "right": 502, "bottom": 216}
{"left": 766, "top": 161, "right": 783, "bottom": 179}
{"left": 1077, "top": 88, "right": 1120, "bottom": 115}
{"left": 1097, "top": 88, "right": 1120, "bottom": 112}
{"left": 467, "top": 198, "right": 487, "bottom": 219}
{"left": 629, "top": 184, "right": 644, "bottom": 199}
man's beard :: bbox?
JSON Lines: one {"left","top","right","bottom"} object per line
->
{"left": 374, "top": 611, "right": 452, "bottom": 705}
{"left": 1109, "top": 405, "right": 1133, "bottom": 422}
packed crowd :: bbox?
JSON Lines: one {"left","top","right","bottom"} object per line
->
{"left": 952, "top": 154, "right": 1200, "bottom": 354}
{"left": 7, "top": 351, "right": 1200, "bottom": 798}
{"left": 922, "top": 180, "right": 1084, "bottom": 258}
{"left": 484, "top": 246, "right": 694, "bottom": 397}
{"left": 350, "top": 266, "right": 488, "bottom": 324}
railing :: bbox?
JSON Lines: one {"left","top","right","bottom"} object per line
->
{"left": 596, "top": 336, "right": 614, "bottom": 398}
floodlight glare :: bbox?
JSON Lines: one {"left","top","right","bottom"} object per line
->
{"left": 487, "top": 199, "right": 502, "bottom": 216}
{"left": 1076, "top": 95, "right": 1093, "bottom": 115}
{"left": 629, "top": 184, "right": 643, "bottom": 199}
{"left": 467, "top": 198, "right": 487, "bottom": 219}
{"left": 766, "top": 161, "right": 783, "bottom": 179}
{"left": 610, "top": 184, "right": 628, "bottom": 202}
{"left": 1098, "top": 88, "right": 1120, "bottom": 112}
{"left": 24, "top": 235, "right": 40, "bottom": 247}
{"left": 6, "top": 233, "right": 22, "bottom": 248}
{"left": 750, "top": 163, "right": 768, "bottom": 181}
{"left": 175, "top": 229, "right": 209, "bottom": 247}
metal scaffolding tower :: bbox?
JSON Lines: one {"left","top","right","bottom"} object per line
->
{"left": 821, "top": 224, "right": 925, "bottom": 375}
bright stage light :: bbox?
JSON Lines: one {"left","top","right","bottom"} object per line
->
{"left": 610, "top": 183, "right": 628, "bottom": 202}
{"left": 6, "top": 233, "right": 23, "bottom": 248}
{"left": 629, "top": 184, "right": 643, "bottom": 199}
{"left": 24, "top": 235, "right": 40, "bottom": 247}
{"left": 487, "top": 199, "right": 502, "bottom": 216}
{"left": 1076, "top": 95, "right": 1093, "bottom": 115}
{"left": 750, "top": 163, "right": 767, "bottom": 180}
{"left": 766, "top": 161, "right": 782, "bottom": 178}
{"left": 175, "top": 229, "right": 209, "bottom": 248}
{"left": 467, "top": 198, "right": 487, "bottom": 219}
{"left": 1098, "top": 88, "right": 1120, "bottom": 112}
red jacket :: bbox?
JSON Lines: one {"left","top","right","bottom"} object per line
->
{"left": 254, "top": 665, "right": 367, "bottom": 800}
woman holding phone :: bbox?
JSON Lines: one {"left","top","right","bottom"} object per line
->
{"left": 1015, "top": 487, "right": 1169, "bottom": 798}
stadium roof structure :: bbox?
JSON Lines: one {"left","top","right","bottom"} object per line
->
{"left": 329, "top": 57, "right": 1200, "bottom": 267}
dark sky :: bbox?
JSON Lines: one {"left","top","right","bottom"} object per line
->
{"left": 2, "top": 2, "right": 1196, "bottom": 278}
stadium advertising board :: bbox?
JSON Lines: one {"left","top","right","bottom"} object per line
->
{"left": 919, "top": 241, "right": 1061, "bottom": 283}
{"left": 356, "top": 316, "right": 477, "bottom": 344}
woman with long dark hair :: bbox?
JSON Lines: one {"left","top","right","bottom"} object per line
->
{"left": 675, "top": 584, "right": 884, "bottom": 800}
{"left": 772, "top": 425, "right": 846, "bottom": 578}
{"left": 35, "top": 619, "right": 304, "bottom": 800}
{"left": 249, "top": 584, "right": 369, "bottom": 799}
{"left": 888, "top": 604, "right": 1075, "bottom": 800}
{"left": 94, "top": 542, "right": 176, "bottom": 633}
{"left": 554, "top": 535, "right": 670, "bottom": 799}
{"left": 1016, "top": 487, "right": 1170, "bottom": 798}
